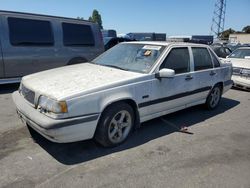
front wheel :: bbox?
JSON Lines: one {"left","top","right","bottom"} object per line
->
{"left": 205, "top": 85, "right": 222, "bottom": 110}
{"left": 94, "top": 102, "right": 134, "bottom": 147}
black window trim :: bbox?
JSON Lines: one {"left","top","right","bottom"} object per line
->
{"left": 7, "top": 17, "right": 54, "bottom": 47}
{"left": 159, "top": 46, "right": 191, "bottom": 75}
{"left": 208, "top": 48, "right": 221, "bottom": 68}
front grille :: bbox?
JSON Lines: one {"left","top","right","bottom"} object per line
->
{"left": 21, "top": 85, "right": 35, "bottom": 105}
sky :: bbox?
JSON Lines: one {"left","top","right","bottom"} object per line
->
{"left": 1, "top": 0, "right": 250, "bottom": 36}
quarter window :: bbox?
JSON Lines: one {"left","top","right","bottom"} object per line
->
{"left": 192, "top": 47, "right": 213, "bottom": 71}
{"left": 160, "top": 47, "right": 190, "bottom": 74}
{"left": 209, "top": 49, "right": 220, "bottom": 67}
{"left": 8, "top": 17, "right": 54, "bottom": 46}
{"left": 62, "top": 23, "right": 94, "bottom": 46}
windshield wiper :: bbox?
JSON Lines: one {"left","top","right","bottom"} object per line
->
{"left": 102, "top": 64, "right": 129, "bottom": 71}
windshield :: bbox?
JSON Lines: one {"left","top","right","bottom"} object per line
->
{"left": 93, "top": 43, "right": 165, "bottom": 73}
{"left": 228, "top": 48, "right": 250, "bottom": 59}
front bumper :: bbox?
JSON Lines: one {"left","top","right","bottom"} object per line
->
{"left": 232, "top": 75, "right": 250, "bottom": 91}
{"left": 12, "top": 91, "right": 100, "bottom": 143}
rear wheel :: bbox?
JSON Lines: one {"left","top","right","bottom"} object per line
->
{"left": 94, "top": 102, "right": 134, "bottom": 147}
{"left": 205, "top": 85, "right": 222, "bottom": 110}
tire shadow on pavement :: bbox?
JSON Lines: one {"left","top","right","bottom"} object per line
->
{"left": 27, "top": 97, "right": 240, "bottom": 165}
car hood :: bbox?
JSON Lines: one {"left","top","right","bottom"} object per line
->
{"left": 226, "top": 58, "right": 250, "bottom": 69}
{"left": 22, "top": 63, "right": 143, "bottom": 100}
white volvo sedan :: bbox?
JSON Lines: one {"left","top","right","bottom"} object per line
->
{"left": 226, "top": 47, "right": 250, "bottom": 91}
{"left": 13, "top": 42, "right": 233, "bottom": 147}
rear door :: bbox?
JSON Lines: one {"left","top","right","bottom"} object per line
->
{"left": 189, "top": 47, "right": 215, "bottom": 103}
{"left": 1, "top": 16, "right": 60, "bottom": 77}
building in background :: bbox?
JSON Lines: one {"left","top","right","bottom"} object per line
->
{"left": 229, "top": 34, "right": 250, "bottom": 44}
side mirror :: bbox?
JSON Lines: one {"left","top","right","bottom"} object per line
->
{"left": 156, "top": 68, "right": 175, "bottom": 78}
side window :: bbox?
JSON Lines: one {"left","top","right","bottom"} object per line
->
{"left": 160, "top": 47, "right": 190, "bottom": 74}
{"left": 192, "top": 47, "right": 213, "bottom": 71}
{"left": 209, "top": 49, "right": 220, "bottom": 67}
{"left": 8, "top": 17, "right": 54, "bottom": 46}
{"left": 62, "top": 23, "right": 95, "bottom": 46}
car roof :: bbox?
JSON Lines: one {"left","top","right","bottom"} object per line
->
{"left": 124, "top": 41, "right": 209, "bottom": 48}
{"left": 0, "top": 10, "right": 94, "bottom": 23}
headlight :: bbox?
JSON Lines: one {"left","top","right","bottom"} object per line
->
{"left": 232, "top": 67, "right": 241, "bottom": 75}
{"left": 241, "top": 69, "right": 250, "bottom": 76}
{"left": 38, "top": 96, "right": 68, "bottom": 113}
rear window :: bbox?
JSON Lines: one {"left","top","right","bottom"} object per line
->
{"left": 192, "top": 47, "right": 213, "bottom": 71}
{"left": 8, "top": 17, "right": 54, "bottom": 46}
{"left": 62, "top": 23, "right": 95, "bottom": 46}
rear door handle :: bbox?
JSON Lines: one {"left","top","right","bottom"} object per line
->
{"left": 210, "top": 71, "right": 216, "bottom": 76}
{"left": 185, "top": 75, "right": 193, "bottom": 80}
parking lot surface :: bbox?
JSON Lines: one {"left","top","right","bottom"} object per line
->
{"left": 0, "top": 84, "right": 250, "bottom": 188}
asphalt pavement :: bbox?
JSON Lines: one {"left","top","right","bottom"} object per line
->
{"left": 0, "top": 84, "right": 249, "bottom": 188}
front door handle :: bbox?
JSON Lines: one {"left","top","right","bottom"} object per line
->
{"left": 185, "top": 75, "right": 193, "bottom": 80}
{"left": 210, "top": 71, "right": 216, "bottom": 76}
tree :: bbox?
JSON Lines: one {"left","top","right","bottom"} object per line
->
{"left": 219, "top": 28, "right": 235, "bottom": 39}
{"left": 89, "top": 9, "right": 103, "bottom": 29}
{"left": 88, "top": 16, "right": 93, "bottom": 22}
{"left": 76, "top": 16, "right": 84, "bottom": 20}
{"left": 242, "top": 26, "right": 250, "bottom": 33}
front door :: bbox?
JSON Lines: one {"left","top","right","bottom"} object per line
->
{"left": 139, "top": 47, "right": 195, "bottom": 120}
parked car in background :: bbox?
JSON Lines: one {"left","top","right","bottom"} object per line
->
{"left": 103, "top": 37, "right": 136, "bottom": 50}
{"left": 226, "top": 43, "right": 250, "bottom": 52}
{"left": 211, "top": 45, "right": 232, "bottom": 58}
{"left": 13, "top": 42, "right": 233, "bottom": 147}
{"left": 127, "top": 32, "right": 166, "bottom": 41}
{"left": 226, "top": 43, "right": 242, "bottom": 52}
{"left": 101, "top": 29, "right": 117, "bottom": 38}
{"left": 226, "top": 47, "right": 250, "bottom": 90}
{"left": 0, "top": 10, "right": 104, "bottom": 84}
{"left": 190, "top": 35, "right": 214, "bottom": 45}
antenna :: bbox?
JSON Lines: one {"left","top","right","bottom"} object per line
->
{"left": 210, "top": 0, "right": 226, "bottom": 38}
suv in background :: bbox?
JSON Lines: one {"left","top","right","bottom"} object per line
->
{"left": 0, "top": 10, "right": 104, "bottom": 84}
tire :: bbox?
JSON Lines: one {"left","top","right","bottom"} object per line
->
{"left": 94, "top": 102, "right": 135, "bottom": 147}
{"left": 205, "top": 85, "right": 222, "bottom": 110}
